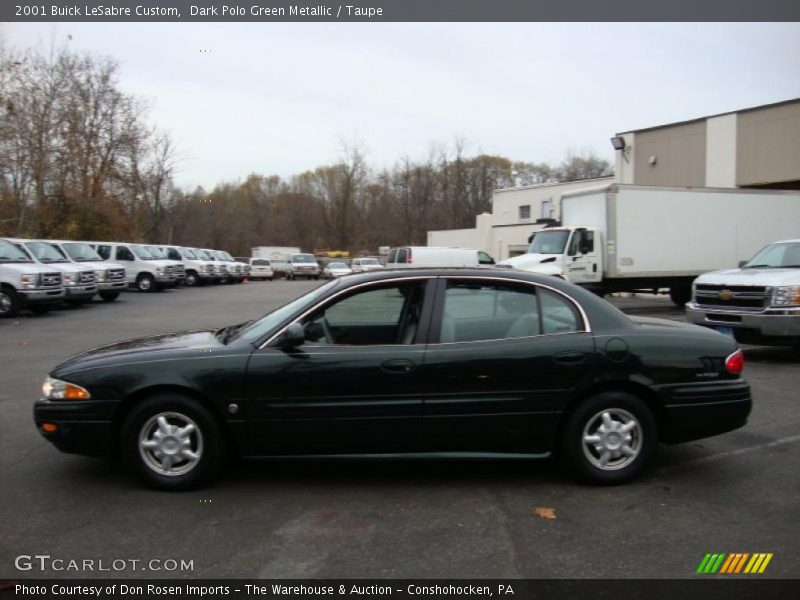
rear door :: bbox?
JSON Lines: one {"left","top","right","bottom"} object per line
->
{"left": 420, "top": 277, "right": 596, "bottom": 453}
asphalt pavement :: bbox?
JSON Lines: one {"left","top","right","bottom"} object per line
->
{"left": 1, "top": 281, "right": 798, "bottom": 579}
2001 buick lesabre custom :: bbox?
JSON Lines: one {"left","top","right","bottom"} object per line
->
{"left": 34, "top": 269, "right": 751, "bottom": 490}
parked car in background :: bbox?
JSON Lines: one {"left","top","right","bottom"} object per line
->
{"left": 91, "top": 242, "right": 178, "bottom": 292}
{"left": 49, "top": 240, "right": 127, "bottom": 302}
{"left": 387, "top": 246, "right": 495, "bottom": 269}
{"left": 34, "top": 269, "right": 750, "bottom": 490}
{"left": 9, "top": 239, "right": 97, "bottom": 306}
{"left": 687, "top": 239, "right": 800, "bottom": 350}
{"left": 0, "top": 238, "right": 64, "bottom": 316}
{"left": 195, "top": 249, "right": 228, "bottom": 283}
{"left": 286, "top": 253, "right": 320, "bottom": 280}
{"left": 350, "top": 257, "right": 385, "bottom": 273}
{"left": 249, "top": 258, "right": 274, "bottom": 281}
{"left": 323, "top": 261, "right": 353, "bottom": 279}
{"left": 211, "top": 250, "right": 246, "bottom": 284}
{"left": 251, "top": 246, "right": 301, "bottom": 277}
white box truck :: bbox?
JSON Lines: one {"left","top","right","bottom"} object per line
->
{"left": 497, "top": 184, "right": 800, "bottom": 306}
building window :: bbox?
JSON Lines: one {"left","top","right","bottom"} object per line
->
{"left": 519, "top": 205, "right": 531, "bottom": 220}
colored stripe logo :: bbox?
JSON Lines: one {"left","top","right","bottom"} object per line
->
{"left": 697, "top": 553, "right": 773, "bottom": 574}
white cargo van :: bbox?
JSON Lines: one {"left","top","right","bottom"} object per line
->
{"left": 49, "top": 240, "right": 127, "bottom": 302}
{"left": 158, "top": 246, "right": 215, "bottom": 286}
{"left": 11, "top": 239, "right": 97, "bottom": 305}
{"left": 91, "top": 242, "right": 178, "bottom": 292}
{"left": 0, "top": 238, "right": 65, "bottom": 316}
{"left": 387, "top": 247, "right": 495, "bottom": 269}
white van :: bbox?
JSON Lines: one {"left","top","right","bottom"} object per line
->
{"left": 10, "top": 239, "right": 97, "bottom": 305}
{"left": 48, "top": 240, "right": 127, "bottom": 302}
{"left": 91, "top": 242, "right": 178, "bottom": 292}
{"left": 386, "top": 247, "right": 495, "bottom": 269}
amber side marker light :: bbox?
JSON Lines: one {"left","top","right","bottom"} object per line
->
{"left": 725, "top": 349, "right": 745, "bottom": 374}
{"left": 41, "top": 423, "right": 58, "bottom": 433}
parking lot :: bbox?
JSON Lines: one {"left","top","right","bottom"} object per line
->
{"left": 1, "top": 281, "right": 798, "bottom": 579}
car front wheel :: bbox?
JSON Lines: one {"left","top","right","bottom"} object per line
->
{"left": 121, "top": 395, "right": 226, "bottom": 490}
{"left": 560, "top": 392, "right": 656, "bottom": 485}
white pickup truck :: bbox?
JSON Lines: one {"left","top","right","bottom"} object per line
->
{"left": 686, "top": 239, "right": 800, "bottom": 350}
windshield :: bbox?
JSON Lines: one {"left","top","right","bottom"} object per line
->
{"left": 221, "top": 251, "right": 235, "bottom": 261}
{"left": 213, "top": 251, "right": 228, "bottom": 261}
{"left": 146, "top": 246, "right": 168, "bottom": 259}
{"left": 130, "top": 245, "right": 155, "bottom": 260}
{"left": 182, "top": 248, "right": 197, "bottom": 259}
{"left": 743, "top": 242, "right": 800, "bottom": 269}
{"left": 0, "top": 239, "right": 33, "bottom": 262}
{"left": 360, "top": 258, "right": 379, "bottom": 265}
{"left": 197, "top": 249, "right": 214, "bottom": 260}
{"left": 528, "top": 230, "right": 570, "bottom": 255}
{"left": 230, "top": 279, "right": 338, "bottom": 344}
{"left": 293, "top": 254, "right": 316, "bottom": 264}
{"left": 26, "top": 241, "right": 67, "bottom": 262}
{"left": 63, "top": 242, "right": 102, "bottom": 261}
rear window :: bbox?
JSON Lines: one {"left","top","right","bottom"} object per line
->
{"left": 252, "top": 259, "right": 271, "bottom": 266}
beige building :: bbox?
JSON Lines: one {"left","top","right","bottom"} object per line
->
{"left": 429, "top": 98, "right": 800, "bottom": 260}
{"left": 427, "top": 177, "right": 613, "bottom": 261}
{"left": 614, "top": 98, "right": 800, "bottom": 190}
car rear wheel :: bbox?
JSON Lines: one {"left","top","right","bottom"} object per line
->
{"left": 561, "top": 392, "right": 656, "bottom": 485}
{"left": 121, "top": 395, "right": 226, "bottom": 490}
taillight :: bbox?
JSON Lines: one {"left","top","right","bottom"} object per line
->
{"left": 725, "top": 349, "right": 744, "bottom": 374}
{"left": 407, "top": 249, "right": 412, "bottom": 264}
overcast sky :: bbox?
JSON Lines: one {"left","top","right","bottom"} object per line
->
{"left": 3, "top": 22, "right": 800, "bottom": 189}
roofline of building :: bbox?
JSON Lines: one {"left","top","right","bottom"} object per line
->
{"left": 616, "top": 97, "right": 800, "bottom": 136}
{"left": 493, "top": 175, "right": 614, "bottom": 195}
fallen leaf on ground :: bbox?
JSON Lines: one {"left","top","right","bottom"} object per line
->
{"left": 531, "top": 507, "right": 557, "bottom": 519}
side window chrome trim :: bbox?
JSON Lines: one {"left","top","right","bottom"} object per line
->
{"left": 258, "top": 276, "right": 433, "bottom": 350}
{"left": 439, "top": 275, "right": 592, "bottom": 339}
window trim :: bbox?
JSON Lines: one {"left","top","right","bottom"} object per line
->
{"left": 258, "top": 276, "right": 434, "bottom": 349}
{"left": 428, "top": 275, "right": 591, "bottom": 346}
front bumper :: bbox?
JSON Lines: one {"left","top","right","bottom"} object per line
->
{"left": 34, "top": 398, "right": 117, "bottom": 457}
{"left": 686, "top": 303, "right": 800, "bottom": 338}
{"left": 658, "top": 379, "right": 751, "bottom": 444}
{"left": 97, "top": 281, "right": 127, "bottom": 292}
{"left": 65, "top": 285, "right": 97, "bottom": 298}
{"left": 18, "top": 288, "right": 65, "bottom": 304}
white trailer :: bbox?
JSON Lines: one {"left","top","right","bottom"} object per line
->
{"left": 497, "top": 184, "right": 800, "bottom": 305}
{"left": 251, "top": 246, "right": 301, "bottom": 275}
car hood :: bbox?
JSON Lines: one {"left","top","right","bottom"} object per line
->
{"left": 53, "top": 330, "right": 224, "bottom": 374}
{"left": 0, "top": 262, "right": 60, "bottom": 275}
{"left": 695, "top": 268, "right": 800, "bottom": 287}
{"left": 497, "top": 253, "right": 563, "bottom": 273}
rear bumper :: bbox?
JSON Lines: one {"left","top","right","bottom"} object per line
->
{"left": 34, "top": 398, "right": 116, "bottom": 457}
{"left": 658, "top": 380, "right": 751, "bottom": 444}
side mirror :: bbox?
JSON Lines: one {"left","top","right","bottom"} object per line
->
{"left": 738, "top": 260, "right": 747, "bottom": 268}
{"left": 579, "top": 244, "right": 590, "bottom": 255}
{"left": 278, "top": 323, "right": 305, "bottom": 347}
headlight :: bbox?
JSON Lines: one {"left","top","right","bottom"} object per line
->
{"left": 156, "top": 267, "right": 165, "bottom": 275}
{"left": 772, "top": 286, "right": 800, "bottom": 307}
{"left": 95, "top": 270, "right": 107, "bottom": 282}
{"left": 64, "top": 273, "right": 76, "bottom": 286}
{"left": 42, "top": 376, "right": 91, "bottom": 400}
{"left": 20, "top": 274, "right": 38, "bottom": 289}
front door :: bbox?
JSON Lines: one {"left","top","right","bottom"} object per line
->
{"left": 244, "top": 279, "right": 432, "bottom": 455}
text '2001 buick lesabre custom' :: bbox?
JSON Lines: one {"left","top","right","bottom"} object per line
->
{"left": 34, "top": 269, "right": 751, "bottom": 490}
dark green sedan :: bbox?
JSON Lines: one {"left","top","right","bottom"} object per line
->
{"left": 35, "top": 269, "right": 751, "bottom": 490}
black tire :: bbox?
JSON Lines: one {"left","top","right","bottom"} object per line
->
{"left": 136, "top": 273, "right": 156, "bottom": 293}
{"left": 268, "top": 277, "right": 273, "bottom": 282}
{"left": 0, "top": 287, "right": 21, "bottom": 317}
{"left": 185, "top": 271, "right": 199, "bottom": 287}
{"left": 121, "top": 394, "right": 227, "bottom": 491}
{"left": 29, "top": 304, "right": 52, "bottom": 315}
{"left": 560, "top": 392, "right": 657, "bottom": 485}
{"left": 99, "top": 292, "right": 120, "bottom": 302}
{"left": 669, "top": 286, "right": 691, "bottom": 308}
